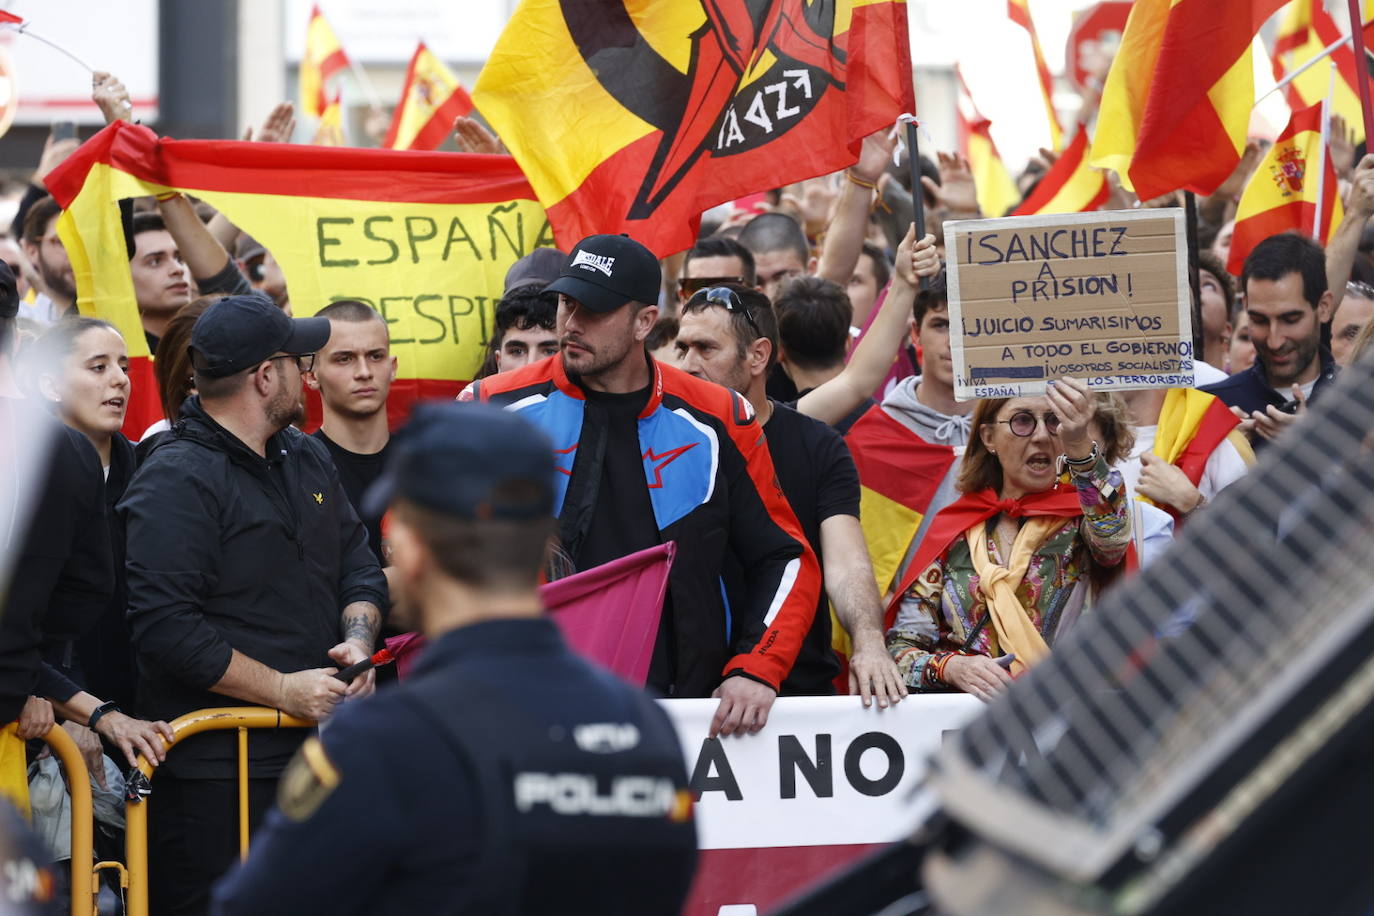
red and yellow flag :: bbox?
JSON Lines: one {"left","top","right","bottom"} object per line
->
{"left": 1091, "top": 0, "right": 1287, "bottom": 201}
{"left": 312, "top": 93, "right": 346, "bottom": 146}
{"left": 300, "top": 5, "right": 350, "bottom": 120}
{"left": 473, "top": 0, "right": 914, "bottom": 257}
{"left": 956, "top": 67, "right": 1020, "bottom": 219}
{"left": 383, "top": 42, "right": 474, "bottom": 152}
{"left": 1227, "top": 101, "right": 1342, "bottom": 275}
{"left": 1007, "top": 0, "right": 1063, "bottom": 151}
{"left": 1147, "top": 387, "right": 1254, "bottom": 523}
{"left": 1272, "top": 0, "right": 1366, "bottom": 144}
{"left": 44, "top": 122, "right": 553, "bottom": 436}
{"left": 1012, "top": 125, "right": 1108, "bottom": 215}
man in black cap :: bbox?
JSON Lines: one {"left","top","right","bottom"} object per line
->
{"left": 211, "top": 402, "right": 698, "bottom": 916}
{"left": 469, "top": 235, "right": 821, "bottom": 738}
{"left": 120, "top": 293, "right": 387, "bottom": 915}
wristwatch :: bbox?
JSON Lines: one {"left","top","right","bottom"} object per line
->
{"left": 87, "top": 700, "right": 120, "bottom": 732}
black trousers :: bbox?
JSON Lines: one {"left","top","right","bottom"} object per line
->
{"left": 147, "top": 774, "right": 277, "bottom": 916}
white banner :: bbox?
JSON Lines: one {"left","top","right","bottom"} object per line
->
{"left": 660, "top": 695, "right": 983, "bottom": 851}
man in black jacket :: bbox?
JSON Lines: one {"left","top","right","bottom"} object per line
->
{"left": 121, "top": 294, "right": 387, "bottom": 916}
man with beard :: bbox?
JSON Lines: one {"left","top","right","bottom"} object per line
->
{"left": 121, "top": 294, "right": 387, "bottom": 915}
{"left": 468, "top": 235, "right": 821, "bottom": 737}
{"left": 1203, "top": 233, "right": 1339, "bottom": 448}
{"left": 19, "top": 196, "right": 75, "bottom": 327}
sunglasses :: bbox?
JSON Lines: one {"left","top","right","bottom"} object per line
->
{"left": 687, "top": 286, "right": 762, "bottom": 338}
{"left": 995, "top": 410, "right": 1061, "bottom": 437}
{"left": 678, "top": 275, "right": 746, "bottom": 297}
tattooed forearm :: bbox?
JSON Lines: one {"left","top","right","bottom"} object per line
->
{"left": 341, "top": 602, "right": 381, "bottom": 648}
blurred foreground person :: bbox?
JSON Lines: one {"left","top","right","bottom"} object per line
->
{"left": 886, "top": 378, "right": 1133, "bottom": 700}
{"left": 212, "top": 403, "right": 697, "bottom": 916}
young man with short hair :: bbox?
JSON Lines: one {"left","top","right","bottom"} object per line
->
{"left": 129, "top": 212, "right": 193, "bottom": 350}
{"left": 305, "top": 299, "right": 398, "bottom": 564}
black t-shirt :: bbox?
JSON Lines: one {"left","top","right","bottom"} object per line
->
{"left": 312, "top": 430, "right": 391, "bottom": 565}
{"left": 792, "top": 388, "right": 875, "bottom": 435}
{"left": 762, "top": 400, "right": 861, "bottom": 695}
{"left": 573, "top": 385, "right": 660, "bottom": 571}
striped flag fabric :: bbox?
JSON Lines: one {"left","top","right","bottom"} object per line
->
{"left": 1007, "top": 0, "right": 1063, "bottom": 150}
{"left": 1226, "top": 101, "right": 1342, "bottom": 275}
{"left": 472, "top": 0, "right": 914, "bottom": 257}
{"left": 300, "top": 5, "right": 350, "bottom": 119}
{"left": 956, "top": 67, "right": 1021, "bottom": 218}
{"left": 44, "top": 121, "right": 552, "bottom": 436}
{"left": 1145, "top": 388, "right": 1254, "bottom": 523}
{"left": 1012, "top": 125, "right": 1108, "bottom": 215}
{"left": 1272, "top": 0, "right": 1366, "bottom": 144}
{"left": 1090, "top": 0, "right": 1287, "bottom": 201}
{"left": 383, "top": 42, "right": 474, "bottom": 151}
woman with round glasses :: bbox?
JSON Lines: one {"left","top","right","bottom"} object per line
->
{"left": 885, "top": 377, "right": 1134, "bottom": 701}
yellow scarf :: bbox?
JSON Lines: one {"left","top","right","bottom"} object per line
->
{"left": 965, "top": 518, "right": 1062, "bottom": 676}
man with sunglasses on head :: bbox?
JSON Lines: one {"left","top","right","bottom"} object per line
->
{"left": 121, "top": 293, "right": 387, "bottom": 915}
{"left": 676, "top": 282, "right": 907, "bottom": 706}
{"left": 467, "top": 235, "right": 821, "bottom": 739}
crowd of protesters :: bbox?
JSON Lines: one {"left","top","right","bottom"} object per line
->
{"left": 2, "top": 58, "right": 1374, "bottom": 916}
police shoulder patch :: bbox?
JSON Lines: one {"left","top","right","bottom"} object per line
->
{"left": 277, "top": 737, "right": 341, "bottom": 822}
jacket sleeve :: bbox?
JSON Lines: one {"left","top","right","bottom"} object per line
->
{"left": 121, "top": 459, "right": 234, "bottom": 691}
{"left": 719, "top": 394, "right": 822, "bottom": 690}
{"left": 41, "top": 430, "right": 114, "bottom": 645}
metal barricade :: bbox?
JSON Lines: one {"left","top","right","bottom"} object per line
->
{"left": 123, "top": 707, "right": 312, "bottom": 916}
{"left": 38, "top": 724, "right": 96, "bottom": 916}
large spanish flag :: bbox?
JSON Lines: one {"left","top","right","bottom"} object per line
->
{"left": 383, "top": 42, "right": 474, "bottom": 151}
{"left": 300, "top": 5, "right": 350, "bottom": 119}
{"left": 1091, "top": 0, "right": 1287, "bottom": 201}
{"left": 1007, "top": 0, "right": 1063, "bottom": 151}
{"left": 1146, "top": 387, "right": 1255, "bottom": 522}
{"left": 1272, "top": 0, "right": 1365, "bottom": 144}
{"left": 473, "top": 0, "right": 914, "bottom": 257}
{"left": 957, "top": 67, "right": 1021, "bottom": 219}
{"left": 43, "top": 121, "right": 553, "bottom": 437}
{"left": 1226, "top": 101, "right": 1341, "bottom": 275}
{"left": 1012, "top": 125, "right": 1108, "bottom": 215}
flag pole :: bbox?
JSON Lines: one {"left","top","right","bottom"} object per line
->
{"left": 899, "top": 114, "right": 929, "bottom": 291}
{"left": 1315, "top": 63, "right": 1336, "bottom": 239}
{"left": 1348, "top": 0, "right": 1374, "bottom": 144}
{"left": 1184, "top": 190, "right": 1204, "bottom": 362}
{"left": 1257, "top": 14, "right": 1374, "bottom": 108}
{"left": 347, "top": 57, "right": 386, "bottom": 112}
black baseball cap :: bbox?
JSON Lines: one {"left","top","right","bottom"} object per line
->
{"left": 503, "top": 247, "right": 567, "bottom": 295}
{"left": 362, "top": 402, "right": 555, "bottom": 522}
{"left": 189, "top": 294, "right": 330, "bottom": 379}
{"left": 544, "top": 234, "right": 661, "bottom": 312}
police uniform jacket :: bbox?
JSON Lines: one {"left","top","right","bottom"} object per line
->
{"left": 210, "top": 617, "right": 698, "bottom": 916}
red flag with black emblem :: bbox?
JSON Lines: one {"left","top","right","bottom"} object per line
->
{"left": 473, "top": 0, "right": 914, "bottom": 257}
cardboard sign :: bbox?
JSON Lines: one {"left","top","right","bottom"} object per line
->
{"left": 946, "top": 208, "right": 1193, "bottom": 401}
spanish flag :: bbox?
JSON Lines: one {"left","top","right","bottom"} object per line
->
{"left": 383, "top": 42, "right": 474, "bottom": 152}
{"left": 313, "top": 93, "right": 346, "bottom": 146}
{"left": 473, "top": 0, "right": 914, "bottom": 257}
{"left": 1007, "top": 0, "right": 1063, "bottom": 151}
{"left": 43, "top": 122, "right": 552, "bottom": 437}
{"left": 300, "top": 5, "right": 350, "bottom": 120}
{"left": 957, "top": 67, "right": 1020, "bottom": 219}
{"left": 1226, "top": 101, "right": 1342, "bottom": 275}
{"left": 1146, "top": 387, "right": 1255, "bottom": 522}
{"left": 1272, "top": 0, "right": 1366, "bottom": 144}
{"left": 1091, "top": 0, "right": 1287, "bottom": 201}
{"left": 1012, "top": 125, "right": 1108, "bottom": 216}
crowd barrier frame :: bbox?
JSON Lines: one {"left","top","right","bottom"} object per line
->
{"left": 122, "top": 707, "right": 312, "bottom": 916}
{"left": 38, "top": 724, "right": 96, "bottom": 916}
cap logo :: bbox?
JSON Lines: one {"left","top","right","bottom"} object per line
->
{"left": 571, "top": 250, "right": 616, "bottom": 277}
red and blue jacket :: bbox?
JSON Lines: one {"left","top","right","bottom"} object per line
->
{"left": 469, "top": 355, "right": 821, "bottom": 697}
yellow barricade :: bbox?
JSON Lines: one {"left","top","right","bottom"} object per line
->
{"left": 38, "top": 724, "right": 95, "bottom": 916}
{"left": 123, "top": 708, "right": 312, "bottom": 916}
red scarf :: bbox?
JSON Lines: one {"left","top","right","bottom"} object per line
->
{"left": 884, "top": 483, "right": 1084, "bottom": 628}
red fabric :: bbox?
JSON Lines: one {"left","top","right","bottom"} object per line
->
{"left": 884, "top": 484, "right": 1084, "bottom": 628}
{"left": 44, "top": 121, "right": 537, "bottom": 209}
{"left": 384, "top": 543, "right": 676, "bottom": 685}
{"left": 120, "top": 356, "right": 160, "bottom": 440}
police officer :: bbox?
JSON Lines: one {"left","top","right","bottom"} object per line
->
{"left": 210, "top": 402, "right": 698, "bottom": 916}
